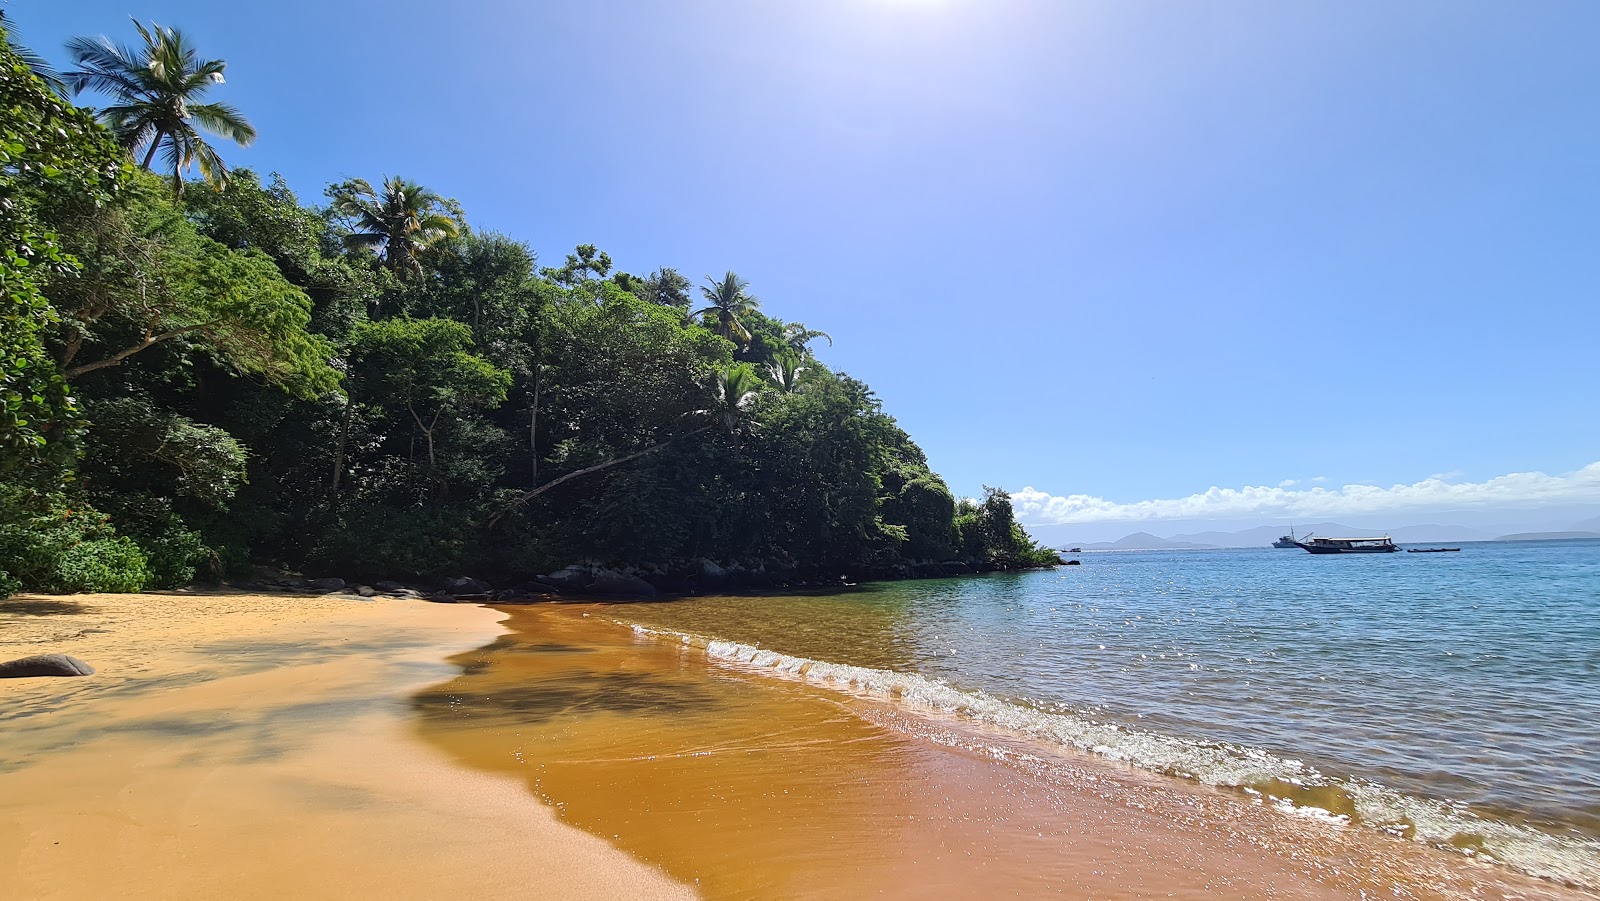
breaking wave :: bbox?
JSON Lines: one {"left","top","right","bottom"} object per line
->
{"left": 626, "top": 622, "right": 1600, "bottom": 889}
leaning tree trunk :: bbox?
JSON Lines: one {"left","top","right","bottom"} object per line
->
{"left": 140, "top": 131, "right": 163, "bottom": 170}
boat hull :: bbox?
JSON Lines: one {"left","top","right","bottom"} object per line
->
{"left": 1294, "top": 540, "right": 1400, "bottom": 554}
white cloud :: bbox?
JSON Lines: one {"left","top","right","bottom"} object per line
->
{"left": 1012, "top": 462, "right": 1600, "bottom": 525}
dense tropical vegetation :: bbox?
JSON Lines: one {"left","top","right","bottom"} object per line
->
{"left": 0, "top": 20, "right": 1055, "bottom": 597}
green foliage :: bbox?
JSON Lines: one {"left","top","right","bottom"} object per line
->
{"left": 45, "top": 172, "right": 340, "bottom": 396}
{"left": 955, "top": 487, "right": 1058, "bottom": 568}
{"left": 0, "top": 27, "right": 126, "bottom": 484}
{"left": 0, "top": 489, "right": 149, "bottom": 593}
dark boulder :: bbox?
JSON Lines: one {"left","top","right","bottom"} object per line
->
{"left": 1062, "top": 559, "right": 1082, "bottom": 566}
{"left": 354, "top": 585, "right": 378, "bottom": 597}
{"left": 373, "top": 580, "right": 410, "bottom": 593}
{"left": 446, "top": 576, "right": 492, "bottom": 595}
{"left": 692, "top": 558, "right": 730, "bottom": 589}
{"left": 533, "top": 566, "right": 592, "bottom": 593}
{"left": 307, "top": 577, "right": 346, "bottom": 591}
{"left": 0, "top": 654, "right": 95, "bottom": 678}
{"left": 589, "top": 570, "right": 658, "bottom": 597}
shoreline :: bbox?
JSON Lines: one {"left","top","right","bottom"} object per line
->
{"left": 0, "top": 591, "right": 692, "bottom": 900}
{"left": 4, "top": 589, "right": 1593, "bottom": 899}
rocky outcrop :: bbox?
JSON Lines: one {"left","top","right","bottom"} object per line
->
{"left": 533, "top": 566, "right": 593, "bottom": 593}
{"left": 0, "top": 654, "right": 95, "bottom": 678}
{"left": 306, "top": 577, "right": 346, "bottom": 592}
{"left": 445, "top": 576, "right": 491, "bottom": 595}
{"left": 589, "top": 570, "right": 658, "bottom": 598}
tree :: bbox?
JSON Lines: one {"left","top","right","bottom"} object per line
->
{"left": 347, "top": 317, "right": 509, "bottom": 481}
{"left": 709, "top": 363, "right": 763, "bottom": 435}
{"left": 693, "top": 271, "right": 759, "bottom": 349}
{"left": 0, "top": 26, "right": 127, "bottom": 484}
{"left": 330, "top": 176, "right": 460, "bottom": 281}
{"left": 767, "top": 354, "right": 809, "bottom": 394}
{"left": 65, "top": 19, "right": 256, "bottom": 193}
{"left": 43, "top": 173, "right": 339, "bottom": 398}
{"left": 783, "top": 322, "right": 832, "bottom": 357}
{"left": 540, "top": 243, "right": 611, "bottom": 287}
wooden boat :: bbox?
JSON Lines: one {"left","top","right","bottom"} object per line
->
{"left": 1272, "top": 526, "right": 1300, "bottom": 549}
{"left": 1294, "top": 535, "right": 1399, "bottom": 554}
{"left": 1406, "top": 547, "right": 1460, "bottom": 553}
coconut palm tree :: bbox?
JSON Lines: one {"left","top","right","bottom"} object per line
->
{"left": 710, "top": 363, "right": 764, "bottom": 435}
{"left": 330, "top": 176, "right": 460, "bottom": 281}
{"left": 783, "top": 323, "right": 832, "bottom": 357}
{"left": 692, "top": 271, "right": 759, "bottom": 349}
{"left": 767, "top": 355, "right": 808, "bottom": 394}
{"left": 65, "top": 19, "right": 256, "bottom": 192}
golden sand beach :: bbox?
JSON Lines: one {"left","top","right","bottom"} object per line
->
{"left": 0, "top": 592, "right": 691, "bottom": 900}
{"left": 1, "top": 592, "right": 1592, "bottom": 900}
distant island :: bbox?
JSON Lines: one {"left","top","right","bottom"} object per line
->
{"left": 1064, "top": 521, "right": 1600, "bottom": 551}
{"left": 1494, "top": 531, "right": 1600, "bottom": 542}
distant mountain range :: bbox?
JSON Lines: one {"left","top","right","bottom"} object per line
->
{"left": 1063, "top": 521, "right": 1558, "bottom": 551}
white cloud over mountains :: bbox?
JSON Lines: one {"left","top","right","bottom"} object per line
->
{"left": 1013, "top": 462, "right": 1600, "bottom": 525}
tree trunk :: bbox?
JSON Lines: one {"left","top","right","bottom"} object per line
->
{"left": 330, "top": 391, "right": 353, "bottom": 496}
{"left": 487, "top": 425, "right": 711, "bottom": 528}
{"left": 140, "top": 132, "right": 163, "bottom": 170}
{"left": 528, "top": 361, "right": 541, "bottom": 487}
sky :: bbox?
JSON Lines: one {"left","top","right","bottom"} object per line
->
{"left": 16, "top": 0, "right": 1600, "bottom": 533}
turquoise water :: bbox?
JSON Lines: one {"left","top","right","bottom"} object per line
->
{"left": 612, "top": 539, "right": 1600, "bottom": 887}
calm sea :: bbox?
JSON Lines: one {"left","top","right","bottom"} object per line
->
{"left": 610, "top": 539, "right": 1600, "bottom": 888}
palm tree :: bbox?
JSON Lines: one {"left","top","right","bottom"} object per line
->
{"left": 692, "top": 271, "right": 759, "bottom": 349}
{"left": 783, "top": 323, "right": 832, "bottom": 357}
{"left": 767, "top": 355, "right": 808, "bottom": 394}
{"left": 710, "top": 363, "right": 764, "bottom": 435}
{"left": 65, "top": 19, "right": 256, "bottom": 192}
{"left": 331, "top": 176, "right": 460, "bottom": 280}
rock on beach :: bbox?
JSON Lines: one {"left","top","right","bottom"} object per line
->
{"left": 0, "top": 654, "right": 96, "bottom": 678}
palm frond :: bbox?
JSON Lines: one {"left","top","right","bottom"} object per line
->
{"left": 2, "top": 18, "right": 69, "bottom": 97}
{"left": 188, "top": 101, "right": 256, "bottom": 145}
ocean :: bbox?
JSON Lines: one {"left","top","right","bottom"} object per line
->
{"left": 415, "top": 539, "right": 1600, "bottom": 896}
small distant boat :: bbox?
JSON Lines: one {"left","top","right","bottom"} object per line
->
{"left": 1295, "top": 535, "right": 1400, "bottom": 554}
{"left": 1272, "top": 526, "right": 1300, "bottom": 549}
{"left": 1068, "top": 547, "right": 1082, "bottom": 554}
{"left": 1407, "top": 547, "right": 1460, "bottom": 553}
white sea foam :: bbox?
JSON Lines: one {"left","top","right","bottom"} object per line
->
{"left": 626, "top": 621, "right": 1600, "bottom": 889}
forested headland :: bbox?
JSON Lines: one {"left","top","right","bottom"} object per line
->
{"left": 0, "top": 19, "right": 1057, "bottom": 598}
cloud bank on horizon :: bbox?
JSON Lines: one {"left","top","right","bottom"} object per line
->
{"left": 1013, "top": 462, "right": 1600, "bottom": 525}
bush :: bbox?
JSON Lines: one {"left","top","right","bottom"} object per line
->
{"left": 54, "top": 536, "right": 150, "bottom": 593}
{"left": 0, "top": 490, "right": 151, "bottom": 593}
{"left": 138, "top": 525, "right": 213, "bottom": 589}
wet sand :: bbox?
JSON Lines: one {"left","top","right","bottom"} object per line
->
{"left": 0, "top": 592, "right": 692, "bottom": 900}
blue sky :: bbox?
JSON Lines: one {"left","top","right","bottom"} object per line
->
{"left": 17, "top": 0, "right": 1600, "bottom": 529}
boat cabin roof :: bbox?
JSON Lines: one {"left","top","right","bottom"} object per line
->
{"left": 1310, "top": 536, "right": 1391, "bottom": 542}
